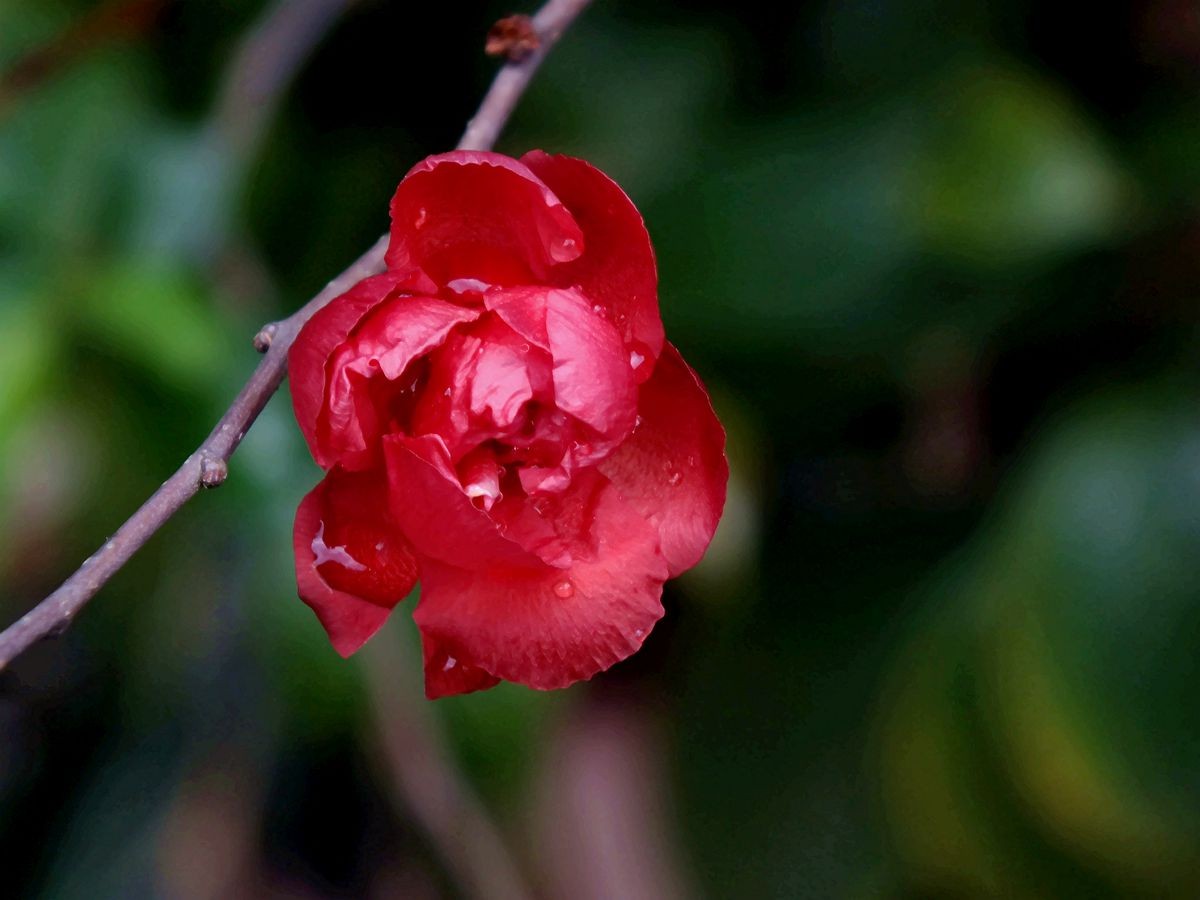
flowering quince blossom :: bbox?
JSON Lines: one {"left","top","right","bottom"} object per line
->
{"left": 288, "top": 150, "right": 727, "bottom": 698}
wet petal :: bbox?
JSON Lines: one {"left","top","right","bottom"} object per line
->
{"left": 387, "top": 151, "right": 584, "bottom": 287}
{"left": 412, "top": 471, "right": 668, "bottom": 690}
{"left": 599, "top": 343, "right": 727, "bottom": 577}
{"left": 294, "top": 467, "right": 418, "bottom": 656}
{"left": 421, "top": 633, "right": 500, "bottom": 699}
{"left": 520, "top": 151, "right": 664, "bottom": 376}
{"left": 546, "top": 287, "right": 637, "bottom": 450}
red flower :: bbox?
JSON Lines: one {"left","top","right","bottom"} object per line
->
{"left": 288, "top": 150, "right": 727, "bottom": 698}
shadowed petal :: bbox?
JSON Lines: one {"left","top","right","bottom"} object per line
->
{"left": 294, "top": 467, "right": 418, "bottom": 656}
{"left": 421, "top": 632, "right": 501, "bottom": 699}
{"left": 412, "top": 471, "right": 668, "bottom": 690}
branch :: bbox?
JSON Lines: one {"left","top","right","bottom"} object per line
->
{"left": 0, "top": 0, "right": 594, "bottom": 672}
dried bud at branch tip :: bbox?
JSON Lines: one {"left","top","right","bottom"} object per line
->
{"left": 486, "top": 15, "right": 540, "bottom": 62}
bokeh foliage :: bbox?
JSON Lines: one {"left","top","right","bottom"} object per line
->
{"left": 2, "top": 0, "right": 1199, "bottom": 896}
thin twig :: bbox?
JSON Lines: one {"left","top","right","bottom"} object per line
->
{"left": 0, "top": 0, "right": 594, "bottom": 671}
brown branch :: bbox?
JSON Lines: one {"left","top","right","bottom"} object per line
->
{"left": 0, "top": 0, "right": 594, "bottom": 672}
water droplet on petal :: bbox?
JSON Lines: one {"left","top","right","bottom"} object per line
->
{"left": 443, "top": 656, "right": 457, "bottom": 671}
{"left": 311, "top": 521, "right": 367, "bottom": 571}
{"left": 520, "top": 342, "right": 530, "bottom": 353}
{"left": 414, "top": 207, "right": 427, "bottom": 229}
{"left": 634, "top": 628, "right": 645, "bottom": 638}
{"left": 553, "top": 580, "right": 575, "bottom": 599}
{"left": 592, "top": 303, "right": 607, "bottom": 319}
{"left": 375, "top": 541, "right": 385, "bottom": 551}
{"left": 446, "top": 277, "right": 491, "bottom": 295}
{"left": 629, "top": 350, "right": 645, "bottom": 370}
{"left": 634, "top": 414, "right": 644, "bottom": 431}
{"left": 532, "top": 497, "right": 551, "bottom": 516}
{"left": 667, "top": 470, "right": 683, "bottom": 486}
{"left": 443, "top": 387, "right": 452, "bottom": 397}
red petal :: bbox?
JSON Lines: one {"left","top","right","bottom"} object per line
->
{"left": 600, "top": 343, "right": 728, "bottom": 577}
{"left": 545, "top": 287, "right": 637, "bottom": 446}
{"left": 387, "top": 151, "right": 584, "bottom": 287}
{"left": 383, "top": 433, "right": 543, "bottom": 572}
{"left": 520, "top": 151, "right": 664, "bottom": 376}
{"left": 485, "top": 285, "right": 637, "bottom": 474}
{"left": 408, "top": 316, "right": 554, "bottom": 462}
{"left": 293, "top": 468, "right": 418, "bottom": 656}
{"left": 412, "top": 471, "right": 669, "bottom": 690}
{"left": 289, "top": 272, "right": 407, "bottom": 464}
{"left": 316, "top": 294, "right": 479, "bottom": 470}
{"left": 421, "top": 633, "right": 500, "bottom": 699}
{"left": 484, "top": 285, "right": 552, "bottom": 350}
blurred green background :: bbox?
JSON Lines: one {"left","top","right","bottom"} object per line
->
{"left": 3, "top": 0, "right": 1200, "bottom": 897}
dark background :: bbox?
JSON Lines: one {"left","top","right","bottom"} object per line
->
{"left": 3, "top": 0, "right": 1200, "bottom": 896}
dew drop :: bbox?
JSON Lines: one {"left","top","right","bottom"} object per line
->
{"left": 634, "top": 414, "right": 644, "bottom": 431}
{"left": 443, "top": 387, "right": 452, "bottom": 397}
{"left": 553, "top": 580, "right": 575, "bottom": 599}
{"left": 592, "top": 303, "right": 607, "bottom": 318}
{"left": 446, "top": 277, "right": 491, "bottom": 295}
{"left": 414, "top": 207, "right": 427, "bottom": 229}
{"left": 312, "top": 521, "right": 367, "bottom": 571}
{"left": 520, "top": 342, "right": 531, "bottom": 353}
{"left": 667, "top": 470, "right": 683, "bottom": 486}
{"left": 375, "top": 541, "right": 385, "bottom": 551}
{"left": 443, "top": 656, "right": 457, "bottom": 671}
{"left": 634, "top": 628, "right": 645, "bottom": 638}
{"left": 629, "top": 350, "right": 645, "bottom": 370}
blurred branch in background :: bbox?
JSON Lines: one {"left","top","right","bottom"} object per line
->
{"left": 531, "top": 692, "right": 694, "bottom": 900}
{"left": 0, "top": 0, "right": 594, "bottom": 673}
{"left": 0, "top": 0, "right": 167, "bottom": 120}
{"left": 362, "top": 640, "right": 533, "bottom": 900}
{"left": 213, "top": 0, "right": 357, "bottom": 163}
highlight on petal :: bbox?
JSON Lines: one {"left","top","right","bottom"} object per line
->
{"left": 412, "top": 471, "right": 669, "bottom": 691}
{"left": 599, "top": 343, "right": 728, "bottom": 577}
{"left": 294, "top": 467, "right": 418, "bottom": 657}
{"left": 387, "top": 151, "right": 584, "bottom": 287}
{"left": 520, "top": 151, "right": 664, "bottom": 376}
